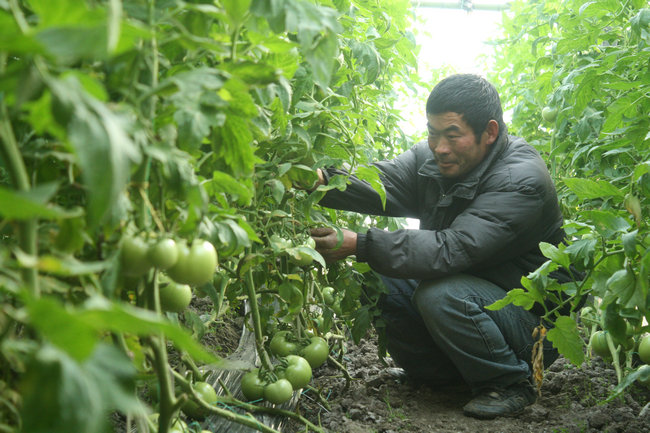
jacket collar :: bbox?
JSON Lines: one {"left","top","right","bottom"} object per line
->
{"left": 418, "top": 133, "right": 509, "bottom": 198}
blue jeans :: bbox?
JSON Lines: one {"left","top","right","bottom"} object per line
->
{"left": 379, "top": 274, "right": 558, "bottom": 390}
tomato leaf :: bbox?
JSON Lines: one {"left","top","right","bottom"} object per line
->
{"left": 562, "top": 177, "right": 624, "bottom": 200}
{"left": 539, "top": 242, "right": 571, "bottom": 269}
{"left": 355, "top": 165, "right": 386, "bottom": 210}
{"left": 484, "top": 288, "right": 537, "bottom": 311}
{"left": 0, "top": 185, "right": 83, "bottom": 220}
{"left": 546, "top": 316, "right": 585, "bottom": 366}
{"left": 49, "top": 76, "right": 140, "bottom": 229}
{"left": 581, "top": 210, "right": 630, "bottom": 238}
{"left": 24, "top": 295, "right": 99, "bottom": 362}
{"left": 20, "top": 343, "right": 144, "bottom": 433}
{"left": 209, "top": 170, "right": 254, "bottom": 206}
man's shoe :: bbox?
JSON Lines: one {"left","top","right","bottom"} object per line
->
{"left": 385, "top": 367, "right": 409, "bottom": 384}
{"left": 462, "top": 381, "right": 537, "bottom": 419}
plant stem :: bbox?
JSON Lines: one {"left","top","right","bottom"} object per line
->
{"left": 327, "top": 354, "right": 353, "bottom": 391}
{"left": 604, "top": 332, "right": 623, "bottom": 384}
{"left": 0, "top": 101, "right": 39, "bottom": 297}
{"left": 246, "top": 268, "right": 274, "bottom": 371}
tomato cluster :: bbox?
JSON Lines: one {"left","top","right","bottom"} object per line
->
{"left": 269, "top": 333, "right": 329, "bottom": 369}
{"left": 120, "top": 235, "right": 218, "bottom": 313}
{"left": 240, "top": 354, "right": 314, "bottom": 405}
{"left": 121, "top": 235, "right": 218, "bottom": 285}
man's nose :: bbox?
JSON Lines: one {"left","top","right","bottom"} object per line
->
{"left": 430, "top": 137, "right": 451, "bottom": 155}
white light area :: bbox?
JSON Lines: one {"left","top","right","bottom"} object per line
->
{"left": 400, "top": 3, "right": 508, "bottom": 229}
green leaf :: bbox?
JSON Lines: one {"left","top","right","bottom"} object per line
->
{"left": 209, "top": 170, "right": 253, "bottom": 206}
{"left": 582, "top": 210, "right": 630, "bottom": 238}
{"left": 605, "top": 269, "right": 636, "bottom": 307}
{"left": 214, "top": 115, "right": 259, "bottom": 177}
{"left": 0, "top": 185, "right": 83, "bottom": 220}
{"left": 351, "top": 41, "right": 381, "bottom": 84}
{"left": 622, "top": 230, "right": 638, "bottom": 258}
{"left": 221, "top": 60, "right": 279, "bottom": 85}
{"left": 539, "top": 242, "right": 571, "bottom": 269}
{"left": 49, "top": 76, "right": 140, "bottom": 228}
{"left": 546, "top": 316, "right": 585, "bottom": 366}
{"left": 278, "top": 281, "right": 303, "bottom": 314}
{"left": 24, "top": 296, "right": 99, "bottom": 362}
{"left": 78, "top": 297, "right": 220, "bottom": 364}
{"left": 20, "top": 343, "right": 143, "bottom": 433}
{"left": 287, "top": 164, "right": 319, "bottom": 189}
{"left": 609, "top": 365, "right": 650, "bottom": 401}
{"left": 285, "top": 0, "right": 341, "bottom": 89}
{"left": 485, "top": 288, "right": 536, "bottom": 311}
{"left": 356, "top": 165, "right": 386, "bottom": 210}
{"left": 267, "top": 179, "right": 286, "bottom": 204}
{"left": 222, "top": 0, "right": 251, "bottom": 24}
{"left": 350, "top": 305, "right": 372, "bottom": 344}
{"left": 562, "top": 177, "right": 624, "bottom": 199}
{"left": 564, "top": 238, "right": 596, "bottom": 269}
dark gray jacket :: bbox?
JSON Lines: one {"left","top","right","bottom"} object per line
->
{"left": 319, "top": 134, "right": 570, "bottom": 315}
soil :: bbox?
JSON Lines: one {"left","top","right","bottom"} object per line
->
{"left": 284, "top": 335, "right": 650, "bottom": 433}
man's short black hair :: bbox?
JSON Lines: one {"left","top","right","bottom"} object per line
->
{"left": 426, "top": 74, "right": 506, "bottom": 140}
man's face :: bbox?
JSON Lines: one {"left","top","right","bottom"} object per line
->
{"left": 426, "top": 112, "right": 495, "bottom": 179}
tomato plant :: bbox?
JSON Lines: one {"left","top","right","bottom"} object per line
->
{"left": 0, "top": 0, "right": 420, "bottom": 431}
{"left": 488, "top": 0, "right": 650, "bottom": 391}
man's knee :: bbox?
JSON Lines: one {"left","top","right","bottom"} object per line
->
{"left": 412, "top": 274, "right": 471, "bottom": 312}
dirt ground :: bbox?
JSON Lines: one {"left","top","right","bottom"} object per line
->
{"left": 285, "top": 336, "right": 650, "bottom": 433}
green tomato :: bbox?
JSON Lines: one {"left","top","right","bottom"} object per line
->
{"left": 321, "top": 286, "right": 335, "bottom": 306}
{"left": 167, "top": 240, "right": 218, "bottom": 286}
{"left": 148, "top": 238, "right": 179, "bottom": 270}
{"left": 159, "top": 282, "right": 192, "bottom": 313}
{"left": 289, "top": 248, "right": 313, "bottom": 267}
{"left": 169, "top": 418, "right": 188, "bottom": 433}
{"left": 300, "top": 336, "right": 329, "bottom": 369}
{"left": 182, "top": 381, "right": 218, "bottom": 419}
{"left": 269, "top": 331, "right": 298, "bottom": 357}
{"left": 240, "top": 369, "right": 266, "bottom": 401}
{"left": 590, "top": 330, "right": 611, "bottom": 359}
{"left": 279, "top": 355, "right": 312, "bottom": 390}
{"left": 121, "top": 236, "right": 152, "bottom": 276}
{"left": 264, "top": 378, "right": 293, "bottom": 405}
{"left": 639, "top": 335, "right": 650, "bottom": 364}
{"left": 542, "top": 106, "right": 557, "bottom": 122}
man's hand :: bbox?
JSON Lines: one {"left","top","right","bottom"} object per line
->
{"left": 310, "top": 227, "right": 357, "bottom": 263}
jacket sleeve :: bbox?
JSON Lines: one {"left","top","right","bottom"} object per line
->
{"left": 317, "top": 144, "right": 423, "bottom": 218}
{"left": 355, "top": 184, "right": 549, "bottom": 280}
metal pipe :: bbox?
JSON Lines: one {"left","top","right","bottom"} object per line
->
{"left": 412, "top": 1, "right": 510, "bottom": 11}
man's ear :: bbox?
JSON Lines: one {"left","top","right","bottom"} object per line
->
{"left": 484, "top": 119, "right": 499, "bottom": 145}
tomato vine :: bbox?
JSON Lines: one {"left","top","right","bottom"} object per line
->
{"left": 0, "top": 0, "right": 418, "bottom": 431}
